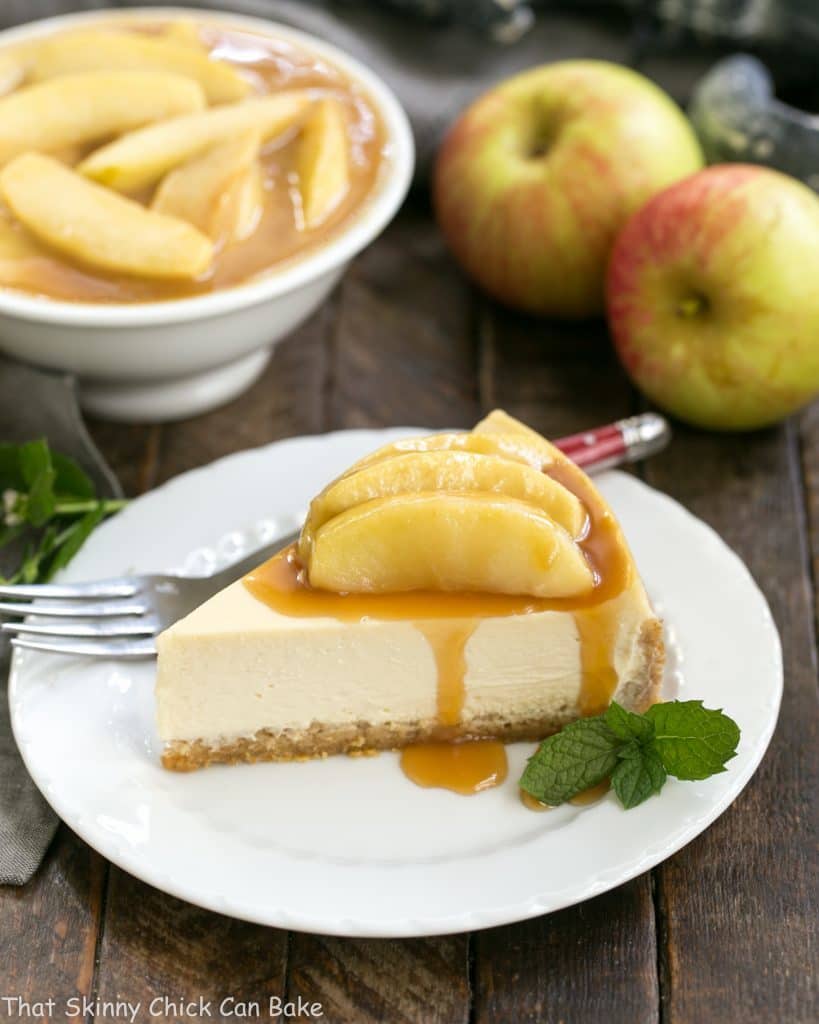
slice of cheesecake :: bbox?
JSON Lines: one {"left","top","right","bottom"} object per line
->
{"left": 156, "top": 411, "right": 663, "bottom": 771}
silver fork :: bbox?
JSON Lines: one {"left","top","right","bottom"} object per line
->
{"left": 1, "top": 414, "right": 671, "bottom": 662}
{"left": 2, "top": 530, "right": 299, "bottom": 660}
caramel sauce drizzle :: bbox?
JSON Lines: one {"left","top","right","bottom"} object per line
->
{"left": 400, "top": 624, "right": 508, "bottom": 795}
{"left": 569, "top": 779, "right": 612, "bottom": 805}
{"left": 543, "top": 461, "right": 632, "bottom": 718}
{"left": 243, "top": 455, "right": 632, "bottom": 798}
{"left": 401, "top": 741, "right": 508, "bottom": 796}
{"left": 519, "top": 779, "right": 611, "bottom": 811}
{"left": 416, "top": 622, "right": 473, "bottom": 729}
{"left": 520, "top": 789, "right": 552, "bottom": 812}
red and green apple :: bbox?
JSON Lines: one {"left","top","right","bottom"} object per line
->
{"left": 434, "top": 60, "right": 703, "bottom": 318}
{"left": 607, "top": 164, "right": 819, "bottom": 431}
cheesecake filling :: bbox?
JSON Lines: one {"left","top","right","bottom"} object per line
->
{"left": 156, "top": 411, "right": 664, "bottom": 788}
{"left": 236, "top": 433, "right": 648, "bottom": 794}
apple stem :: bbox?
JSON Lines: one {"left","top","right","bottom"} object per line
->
{"left": 677, "top": 295, "right": 706, "bottom": 318}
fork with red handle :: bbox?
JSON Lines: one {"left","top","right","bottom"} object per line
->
{"left": 555, "top": 412, "right": 670, "bottom": 469}
{"left": 0, "top": 412, "right": 671, "bottom": 659}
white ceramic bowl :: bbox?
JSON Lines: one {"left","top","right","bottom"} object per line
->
{"left": 0, "top": 7, "right": 414, "bottom": 422}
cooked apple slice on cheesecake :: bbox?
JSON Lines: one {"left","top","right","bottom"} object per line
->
{"left": 156, "top": 412, "right": 664, "bottom": 774}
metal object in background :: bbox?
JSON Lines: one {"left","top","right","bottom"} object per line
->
{"left": 689, "top": 54, "right": 819, "bottom": 191}
{"left": 646, "top": 0, "right": 819, "bottom": 51}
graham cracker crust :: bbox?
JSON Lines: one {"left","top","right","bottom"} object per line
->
{"left": 626, "top": 616, "right": 665, "bottom": 711}
{"left": 161, "top": 618, "right": 665, "bottom": 772}
{"left": 163, "top": 713, "right": 570, "bottom": 771}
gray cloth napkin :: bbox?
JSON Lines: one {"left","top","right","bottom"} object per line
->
{"left": 0, "top": 357, "right": 121, "bottom": 885}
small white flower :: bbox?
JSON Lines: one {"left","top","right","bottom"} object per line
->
{"left": 3, "top": 488, "right": 22, "bottom": 527}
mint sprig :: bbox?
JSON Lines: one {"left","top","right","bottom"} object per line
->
{"left": 520, "top": 700, "right": 740, "bottom": 811}
{"left": 0, "top": 439, "right": 126, "bottom": 584}
{"left": 517, "top": 718, "right": 622, "bottom": 805}
{"left": 644, "top": 701, "right": 740, "bottom": 780}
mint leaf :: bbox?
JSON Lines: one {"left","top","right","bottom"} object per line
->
{"left": 18, "top": 524, "right": 59, "bottom": 583}
{"left": 19, "top": 439, "right": 55, "bottom": 527}
{"left": 52, "top": 452, "right": 94, "bottom": 500}
{"left": 43, "top": 505, "right": 105, "bottom": 580}
{"left": 611, "top": 745, "right": 666, "bottom": 809}
{"left": 0, "top": 440, "right": 125, "bottom": 584}
{"left": 0, "top": 444, "right": 24, "bottom": 490}
{"left": 520, "top": 718, "right": 621, "bottom": 806}
{"left": 616, "top": 739, "right": 643, "bottom": 760}
{"left": 26, "top": 473, "right": 56, "bottom": 527}
{"left": 645, "top": 700, "right": 740, "bottom": 780}
{"left": 18, "top": 439, "right": 51, "bottom": 488}
{"left": 606, "top": 700, "right": 654, "bottom": 743}
{"left": 518, "top": 700, "right": 742, "bottom": 811}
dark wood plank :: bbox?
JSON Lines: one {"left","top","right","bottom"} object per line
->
{"left": 475, "top": 882, "right": 658, "bottom": 1024}
{"left": 645, "top": 422, "right": 818, "bottom": 1024}
{"left": 473, "top": 302, "right": 659, "bottom": 1024}
{"left": 324, "top": 202, "right": 479, "bottom": 431}
{"left": 287, "top": 934, "right": 470, "bottom": 1024}
{"left": 799, "top": 402, "right": 819, "bottom": 638}
{"left": 0, "top": 830, "right": 104, "bottom": 1023}
{"left": 93, "top": 871, "right": 288, "bottom": 1023}
{"left": 477, "top": 303, "right": 638, "bottom": 436}
{"left": 86, "top": 421, "right": 161, "bottom": 498}
{"left": 283, "top": 202, "right": 474, "bottom": 1023}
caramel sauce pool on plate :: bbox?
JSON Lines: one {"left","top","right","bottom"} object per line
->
{"left": 520, "top": 779, "right": 612, "bottom": 812}
{"left": 244, "top": 456, "right": 631, "bottom": 799}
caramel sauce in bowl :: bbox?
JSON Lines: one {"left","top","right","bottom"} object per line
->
{"left": 243, "top": 452, "right": 634, "bottom": 800}
{"left": 0, "top": 8, "right": 414, "bottom": 421}
{"left": 0, "top": 20, "right": 387, "bottom": 304}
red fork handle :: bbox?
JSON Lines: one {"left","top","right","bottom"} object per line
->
{"left": 555, "top": 413, "right": 670, "bottom": 472}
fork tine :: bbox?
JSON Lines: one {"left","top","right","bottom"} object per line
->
{"left": 0, "top": 578, "right": 138, "bottom": 599}
{"left": 0, "top": 598, "right": 146, "bottom": 619}
{"left": 11, "top": 636, "right": 157, "bottom": 659}
{"left": 3, "top": 618, "right": 158, "bottom": 639}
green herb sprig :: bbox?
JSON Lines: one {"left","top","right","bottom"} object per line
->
{"left": 520, "top": 700, "right": 740, "bottom": 810}
{"left": 0, "top": 439, "right": 126, "bottom": 584}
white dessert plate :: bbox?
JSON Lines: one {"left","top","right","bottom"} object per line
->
{"left": 8, "top": 429, "right": 782, "bottom": 937}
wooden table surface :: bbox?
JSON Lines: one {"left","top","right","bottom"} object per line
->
{"left": 1, "top": 194, "right": 815, "bottom": 1022}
